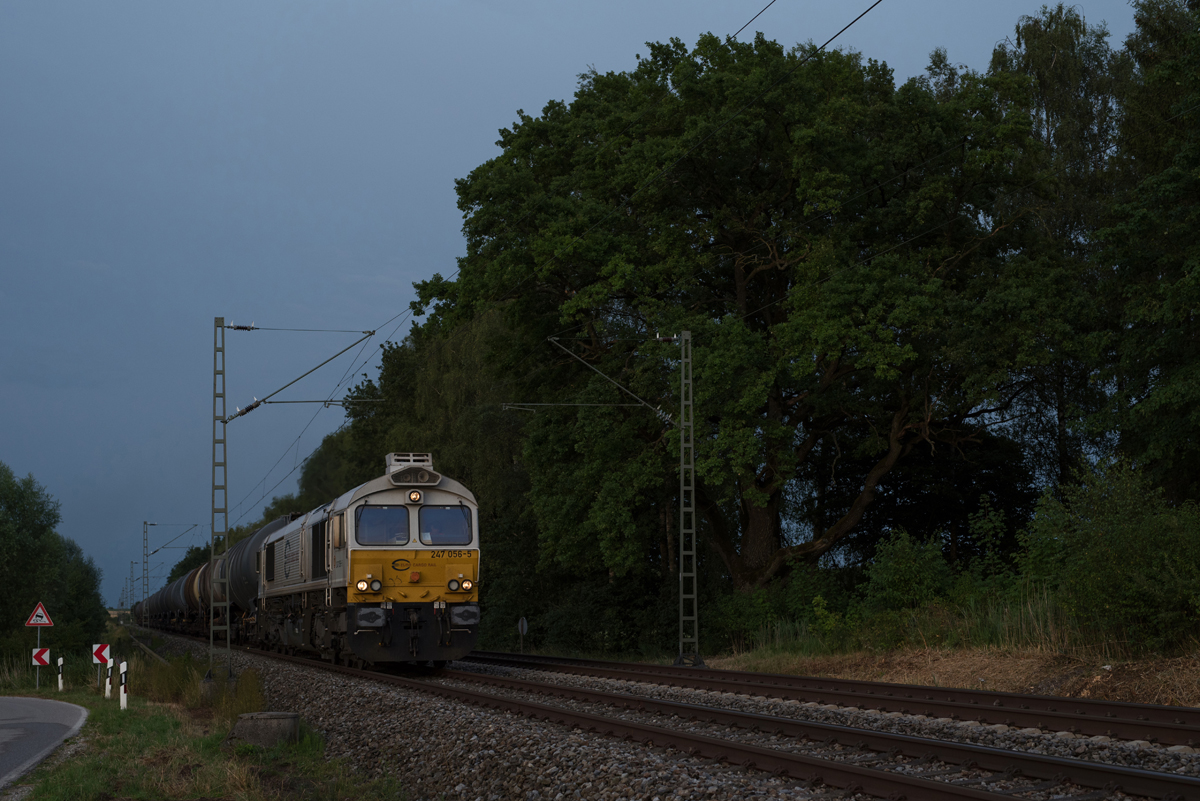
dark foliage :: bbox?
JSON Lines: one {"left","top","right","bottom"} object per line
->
{"left": 0, "top": 461, "right": 108, "bottom": 656}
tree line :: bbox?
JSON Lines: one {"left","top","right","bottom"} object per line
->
{"left": 222, "top": 1, "right": 1200, "bottom": 657}
{"left": 0, "top": 461, "right": 109, "bottom": 657}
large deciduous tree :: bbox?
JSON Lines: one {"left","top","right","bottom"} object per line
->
{"left": 416, "top": 34, "right": 1064, "bottom": 591}
{"left": 1101, "top": 0, "right": 1200, "bottom": 502}
{"left": 989, "top": 4, "right": 1126, "bottom": 488}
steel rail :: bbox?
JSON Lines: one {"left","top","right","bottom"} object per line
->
{"left": 472, "top": 651, "right": 1200, "bottom": 726}
{"left": 465, "top": 652, "right": 1200, "bottom": 745}
{"left": 440, "top": 668, "right": 1200, "bottom": 800}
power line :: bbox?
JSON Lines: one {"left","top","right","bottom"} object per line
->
{"left": 227, "top": 324, "right": 373, "bottom": 333}
{"left": 226, "top": 327, "right": 382, "bottom": 524}
{"left": 225, "top": 331, "right": 375, "bottom": 422}
{"left": 148, "top": 523, "right": 199, "bottom": 556}
{"left": 732, "top": 0, "right": 782, "bottom": 42}
{"left": 261, "top": 399, "right": 384, "bottom": 406}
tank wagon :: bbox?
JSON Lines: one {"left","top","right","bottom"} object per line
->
{"left": 134, "top": 453, "right": 480, "bottom": 665}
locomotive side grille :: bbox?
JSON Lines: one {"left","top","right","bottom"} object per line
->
{"left": 310, "top": 521, "right": 328, "bottom": 579}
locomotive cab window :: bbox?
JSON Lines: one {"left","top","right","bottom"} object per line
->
{"left": 419, "top": 505, "right": 472, "bottom": 546}
{"left": 355, "top": 506, "right": 409, "bottom": 545}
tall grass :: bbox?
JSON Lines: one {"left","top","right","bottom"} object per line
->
{"left": 0, "top": 649, "right": 263, "bottom": 722}
{"left": 748, "top": 586, "right": 1132, "bottom": 660}
{"left": 0, "top": 651, "right": 110, "bottom": 692}
{"left": 131, "top": 652, "right": 264, "bottom": 721}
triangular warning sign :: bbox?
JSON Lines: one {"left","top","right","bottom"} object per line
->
{"left": 25, "top": 602, "right": 53, "bottom": 627}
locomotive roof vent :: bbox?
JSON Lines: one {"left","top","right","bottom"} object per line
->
{"left": 386, "top": 452, "right": 441, "bottom": 486}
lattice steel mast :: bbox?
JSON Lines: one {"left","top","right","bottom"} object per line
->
{"left": 210, "top": 317, "right": 232, "bottom": 678}
{"left": 675, "top": 331, "right": 702, "bottom": 666}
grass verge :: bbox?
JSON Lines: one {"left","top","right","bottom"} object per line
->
{"left": 4, "top": 653, "right": 411, "bottom": 801}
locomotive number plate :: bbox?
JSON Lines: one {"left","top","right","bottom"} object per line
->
{"left": 431, "top": 550, "right": 472, "bottom": 558}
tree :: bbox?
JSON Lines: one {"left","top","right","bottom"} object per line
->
{"left": 1100, "top": 0, "right": 1200, "bottom": 501}
{"left": 1021, "top": 460, "right": 1200, "bottom": 651}
{"left": 419, "top": 34, "right": 1065, "bottom": 590}
{"left": 0, "top": 462, "right": 61, "bottom": 633}
{"left": 0, "top": 461, "right": 108, "bottom": 655}
{"left": 988, "top": 5, "right": 1127, "bottom": 488}
{"left": 811, "top": 432, "right": 1037, "bottom": 566}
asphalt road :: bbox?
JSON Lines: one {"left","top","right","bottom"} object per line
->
{"left": 0, "top": 697, "right": 88, "bottom": 791}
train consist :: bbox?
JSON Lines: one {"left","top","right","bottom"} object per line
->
{"left": 133, "top": 453, "right": 480, "bottom": 665}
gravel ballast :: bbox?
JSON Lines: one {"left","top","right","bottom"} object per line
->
{"left": 166, "top": 639, "right": 834, "bottom": 800}
{"left": 446, "top": 660, "right": 1200, "bottom": 778}
{"left": 154, "top": 635, "right": 1198, "bottom": 800}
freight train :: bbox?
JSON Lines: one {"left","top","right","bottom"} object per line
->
{"left": 133, "top": 453, "right": 480, "bottom": 666}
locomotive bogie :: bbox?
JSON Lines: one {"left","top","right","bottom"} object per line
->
{"left": 346, "top": 600, "right": 480, "bottom": 663}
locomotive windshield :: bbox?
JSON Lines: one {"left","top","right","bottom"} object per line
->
{"left": 355, "top": 505, "right": 409, "bottom": 545}
{"left": 419, "top": 505, "right": 472, "bottom": 545}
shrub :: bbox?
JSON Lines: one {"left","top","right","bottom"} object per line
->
{"left": 859, "top": 529, "right": 955, "bottom": 613}
{"left": 1022, "top": 461, "right": 1200, "bottom": 652}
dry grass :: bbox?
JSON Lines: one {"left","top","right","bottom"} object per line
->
{"left": 708, "top": 647, "right": 1200, "bottom": 707}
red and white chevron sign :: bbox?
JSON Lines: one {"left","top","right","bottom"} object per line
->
{"left": 92, "top": 644, "right": 110, "bottom": 664}
{"left": 32, "top": 648, "right": 49, "bottom": 666}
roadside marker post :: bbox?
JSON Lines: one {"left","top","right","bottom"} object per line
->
{"left": 57, "top": 657, "right": 63, "bottom": 692}
{"left": 31, "top": 647, "right": 49, "bottom": 690}
{"left": 120, "top": 661, "right": 128, "bottom": 710}
{"left": 25, "top": 602, "right": 53, "bottom": 689}
{"left": 92, "top": 644, "right": 110, "bottom": 691}
{"left": 105, "top": 664, "right": 113, "bottom": 699}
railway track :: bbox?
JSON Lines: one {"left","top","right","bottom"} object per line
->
{"left": 429, "top": 666, "right": 1200, "bottom": 800}
{"left": 133, "top": 632, "right": 1200, "bottom": 800}
{"left": 465, "top": 652, "right": 1200, "bottom": 746}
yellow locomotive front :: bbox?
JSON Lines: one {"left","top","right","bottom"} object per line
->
{"left": 343, "top": 454, "right": 480, "bottom": 664}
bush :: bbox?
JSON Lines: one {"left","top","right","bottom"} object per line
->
{"left": 1022, "top": 461, "right": 1200, "bottom": 652}
{"left": 859, "top": 529, "right": 955, "bottom": 613}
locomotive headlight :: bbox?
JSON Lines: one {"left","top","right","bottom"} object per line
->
{"left": 462, "top": 579, "right": 474, "bottom": 591}
{"left": 356, "top": 580, "right": 369, "bottom": 592}
{"left": 408, "top": 490, "right": 422, "bottom": 503}
{"left": 370, "top": 579, "right": 382, "bottom": 592}
{"left": 448, "top": 579, "right": 461, "bottom": 591}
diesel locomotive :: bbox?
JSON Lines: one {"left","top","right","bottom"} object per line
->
{"left": 134, "top": 453, "right": 480, "bottom": 665}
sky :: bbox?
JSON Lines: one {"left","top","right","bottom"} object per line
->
{"left": 0, "top": 0, "right": 1141, "bottom": 607}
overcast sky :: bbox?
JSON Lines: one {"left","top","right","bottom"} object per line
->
{"left": 0, "top": 0, "right": 1140, "bottom": 607}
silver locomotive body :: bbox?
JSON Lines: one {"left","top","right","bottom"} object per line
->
{"left": 136, "top": 453, "right": 480, "bottom": 665}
